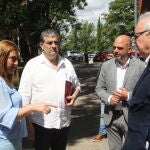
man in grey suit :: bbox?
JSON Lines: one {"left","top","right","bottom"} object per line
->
{"left": 95, "top": 34, "right": 145, "bottom": 150}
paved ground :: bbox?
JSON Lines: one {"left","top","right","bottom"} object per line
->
{"left": 22, "top": 62, "right": 109, "bottom": 150}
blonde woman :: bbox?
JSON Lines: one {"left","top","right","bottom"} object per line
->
{"left": 0, "top": 40, "right": 57, "bottom": 150}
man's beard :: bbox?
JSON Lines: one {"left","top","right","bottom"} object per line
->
{"left": 115, "top": 55, "right": 129, "bottom": 64}
{"left": 115, "top": 55, "right": 122, "bottom": 61}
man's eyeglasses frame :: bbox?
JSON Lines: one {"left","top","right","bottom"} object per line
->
{"left": 133, "top": 30, "right": 150, "bottom": 40}
{"left": 131, "top": 30, "right": 150, "bottom": 45}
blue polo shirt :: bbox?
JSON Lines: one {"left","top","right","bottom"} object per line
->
{"left": 0, "top": 77, "right": 27, "bottom": 139}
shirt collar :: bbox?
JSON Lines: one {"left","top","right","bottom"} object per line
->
{"left": 145, "top": 55, "right": 150, "bottom": 66}
{"left": 39, "top": 53, "right": 65, "bottom": 69}
{"left": 116, "top": 58, "right": 130, "bottom": 69}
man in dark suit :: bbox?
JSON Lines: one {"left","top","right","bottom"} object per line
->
{"left": 96, "top": 34, "right": 145, "bottom": 150}
{"left": 123, "top": 12, "right": 150, "bottom": 150}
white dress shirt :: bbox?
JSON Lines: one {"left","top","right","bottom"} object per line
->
{"left": 108, "top": 59, "right": 130, "bottom": 103}
{"left": 19, "top": 53, "right": 80, "bottom": 129}
{"left": 116, "top": 59, "right": 130, "bottom": 89}
{"left": 145, "top": 55, "right": 150, "bottom": 66}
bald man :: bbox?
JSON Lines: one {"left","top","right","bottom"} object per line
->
{"left": 96, "top": 35, "right": 145, "bottom": 150}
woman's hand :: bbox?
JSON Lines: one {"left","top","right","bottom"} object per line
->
{"left": 32, "top": 103, "right": 57, "bottom": 114}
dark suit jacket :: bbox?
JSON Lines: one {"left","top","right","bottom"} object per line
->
{"left": 95, "top": 57, "right": 145, "bottom": 126}
{"left": 128, "top": 60, "right": 150, "bottom": 131}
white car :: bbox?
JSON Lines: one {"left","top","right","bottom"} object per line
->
{"left": 64, "top": 51, "right": 84, "bottom": 61}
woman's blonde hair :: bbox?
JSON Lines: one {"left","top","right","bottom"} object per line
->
{"left": 0, "top": 40, "right": 19, "bottom": 85}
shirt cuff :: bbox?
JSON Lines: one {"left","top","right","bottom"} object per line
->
{"left": 126, "top": 92, "right": 129, "bottom": 101}
{"left": 108, "top": 95, "right": 113, "bottom": 104}
{"left": 0, "top": 108, "right": 19, "bottom": 129}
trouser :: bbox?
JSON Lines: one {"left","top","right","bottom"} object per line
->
{"left": 99, "top": 102, "right": 106, "bottom": 135}
{"left": 33, "top": 123, "right": 70, "bottom": 150}
{"left": 107, "top": 111, "right": 128, "bottom": 150}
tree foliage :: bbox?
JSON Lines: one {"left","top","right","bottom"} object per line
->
{"left": 96, "top": 17, "right": 104, "bottom": 52}
{"left": 101, "top": 0, "right": 134, "bottom": 49}
{"left": 0, "top": 0, "right": 87, "bottom": 62}
{"left": 0, "top": 0, "right": 134, "bottom": 60}
{"left": 63, "top": 21, "right": 96, "bottom": 52}
{"left": 64, "top": 0, "right": 134, "bottom": 53}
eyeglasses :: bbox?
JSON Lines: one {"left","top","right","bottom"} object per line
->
{"left": 113, "top": 46, "right": 124, "bottom": 50}
{"left": 45, "top": 41, "right": 59, "bottom": 45}
{"left": 134, "top": 30, "right": 150, "bottom": 40}
{"left": 8, "top": 56, "right": 20, "bottom": 62}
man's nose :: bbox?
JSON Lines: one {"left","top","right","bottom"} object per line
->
{"left": 51, "top": 42, "right": 57, "bottom": 47}
{"left": 114, "top": 48, "right": 118, "bottom": 53}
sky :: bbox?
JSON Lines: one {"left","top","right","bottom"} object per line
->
{"left": 76, "top": 0, "right": 114, "bottom": 26}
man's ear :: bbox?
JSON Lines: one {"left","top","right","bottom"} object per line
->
{"left": 128, "top": 46, "right": 132, "bottom": 54}
{"left": 40, "top": 42, "right": 43, "bottom": 49}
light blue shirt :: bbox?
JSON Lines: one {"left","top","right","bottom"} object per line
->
{"left": 0, "top": 77, "right": 27, "bottom": 139}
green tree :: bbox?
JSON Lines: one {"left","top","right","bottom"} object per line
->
{"left": 101, "top": 0, "right": 134, "bottom": 49}
{"left": 96, "top": 17, "right": 104, "bottom": 52}
{"left": 0, "top": 0, "right": 87, "bottom": 63}
{"left": 62, "top": 27, "right": 78, "bottom": 51}
{"left": 63, "top": 21, "right": 96, "bottom": 53}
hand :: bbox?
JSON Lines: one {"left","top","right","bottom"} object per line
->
{"left": 110, "top": 96, "right": 120, "bottom": 106}
{"left": 65, "top": 95, "right": 76, "bottom": 107}
{"left": 33, "top": 103, "right": 57, "bottom": 114}
{"left": 119, "top": 88, "right": 128, "bottom": 100}
{"left": 65, "top": 88, "right": 80, "bottom": 107}
{"left": 112, "top": 88, "right": 128, "bottom": 101}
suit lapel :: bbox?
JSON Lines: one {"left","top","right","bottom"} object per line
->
{"left": 133, "top": 63, "right": 150, "bottom": 95}
{"left": 112, "top": 60, "right": 117, "bottom": 88}
{"left": 123, "top": 58, "right": 134, "bottom": 87}
{"left": 123, "top": 65, "right": 132, "bottom": 87}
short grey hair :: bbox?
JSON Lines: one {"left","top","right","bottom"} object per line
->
{"left": 138, "top": 12, "right": 150, "bottom": 30}
{"left": 40, "top": 29, "right": 59, "bottom": 43}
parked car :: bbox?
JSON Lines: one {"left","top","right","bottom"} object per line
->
{"left": 64, "top": 51, "right": 84, "bottom": 61}
{"left": 94, "top": 51, "right": 107, "bottom": 62}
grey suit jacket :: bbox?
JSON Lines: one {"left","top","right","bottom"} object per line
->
{"left": 95, "top": 57, "right": 145, "bottom": 126}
